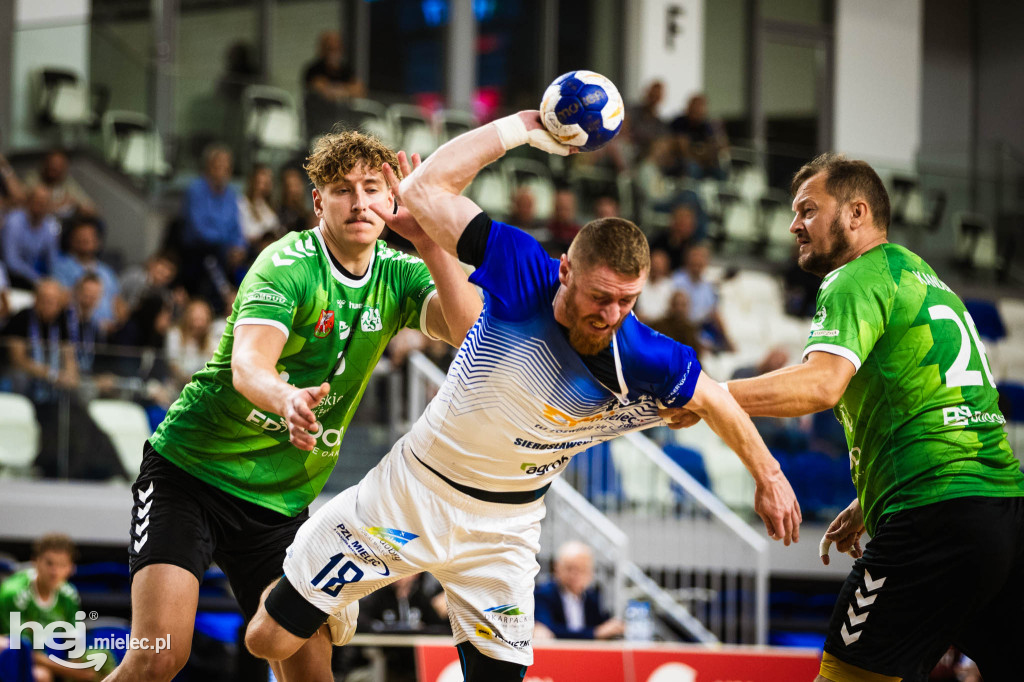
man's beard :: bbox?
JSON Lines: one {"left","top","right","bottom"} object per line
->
{"left": 798, "top": 213, "right": 851, "bottom": 277}
{"left": 564, "top": 285, "right": 620, "bottom": 355}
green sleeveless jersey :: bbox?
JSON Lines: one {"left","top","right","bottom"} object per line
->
{"left": 803, "top": 243, "right": 1023, "bottom": 535}
{"left": 151, "top": 227, "right": 436, "bottom": 516}
{"left": 0, "top": 569, "right": 80, "bottom": 634}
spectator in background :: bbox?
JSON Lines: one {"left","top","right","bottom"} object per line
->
{"left": 2, "top": 279, "right": 125, "bottom": 480}
{"left": 25, "top": 149, "right": 95, "bottom": 219}
{"left": 118, "top": 252, "right": 179, "bottom": 315}
{"left": 0, "top": 263, "right": 10, "bottom": 323}
{"left": 508, "top": 186, "right": 541, "bottom": 234}
{"left": 165, "top": 299, "right": 221, "bottom": 389}
{"left": 2, "top": 185, "right": 60, "bottom": 289}
{"left": 278, "top": 167, "right": 315, "bottom": 233}
{"left": 546, "top": 188, "right": 582, "bottom": 254}
{"left": 238, "top": 164, "right": 282, "bottom": 249}
{"left": 304, "top": 31, "right": 365, "bottom": 101}
{"left": 217, "top": 41, "right": 261, "bottom": 101}
{"left": 0, "top": 151, "right": 26, "bottom": 211}
{"left": 626, "top": 80, "right": 670, "bottom": 162}
{"left": 181, "top": 144, "right": 245, "bottom": 310}
{"left": 673, "top": 243, "right": 734, "bottom": 353}
{"left": 731, "top": 348, "right": 807, "bottom": 452}
{"left": 670, "top": 94, "right": 728, "bottom": 180}
{"left": 534, "top": 541, "right": 623, "bottom": 641}
{"left": 782, "top": 243, "right": 821, "bottom": 318}
{"left": 649, "top": 204, "right": 700, "bottom": 271}
{"left": 67, "top": 273, "right": 108, "bottom": 378}
{"left": 593, "top": 194, "right": 619, "bottom": 220}
{"left": 53, "top": 217, "right": 122, "bottom": 329}
{"left": 634, "top": 249, "right": 677, "bottom": 323}
{"left": 650, "top": 290, "right": 703, "bottom": 359}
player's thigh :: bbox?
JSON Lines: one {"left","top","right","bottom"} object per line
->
{"left": 436, "top": 505, "right": 543, "bottom": 668}
{"left": 821, "top": 497, "right": 1016, "bottom": 680}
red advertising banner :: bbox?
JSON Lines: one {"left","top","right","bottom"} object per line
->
{"left": 416, "top": 640, "right": 820, "bottom": 682}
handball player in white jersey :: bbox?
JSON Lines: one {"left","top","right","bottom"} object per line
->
{"left": 244, "top": 111, "right": 802, "bottom": 680}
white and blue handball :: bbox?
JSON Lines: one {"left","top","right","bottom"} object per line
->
{"left": 540, "top": 70, "right": 624, "bottom": 152}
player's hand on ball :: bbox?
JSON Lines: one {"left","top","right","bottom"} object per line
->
{"left": 754, "top": 468, "right": 802, "bottom": 546}
{"left": 820, "top": 498, "right": 865, "bottom": 565}
{"left": 284, "top": 382, "right": 329, "bottom": 451}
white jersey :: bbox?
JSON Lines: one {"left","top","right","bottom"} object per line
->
{"left": 405, "top": 220, "right": 701, "bottom": 493}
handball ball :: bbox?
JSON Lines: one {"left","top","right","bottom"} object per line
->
{"left": 540, "top": 70, "right": 624, "bottom": 152}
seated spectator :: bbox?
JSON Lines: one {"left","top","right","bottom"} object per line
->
{"left": 634, "top": 249, "right": 677, "bottom": 323}
{"left": 24, "top": 149, "right": 95, "bottom": 219}
{"left": 649, "top": 290, "right": 703, "bottom": 358}
{"left": 0, "top": 534, "right": 115, "bottom": 680}
{"left": 546, "top": 188, "right": 582, "bottom": 254}
{"left": 304, "top": 31, "right": 365, "bottom": 101}
{"left": 670, "top": 94, "right": 728, "bottom": 180}
{"left": 2, "top": 185, "right": 60, "bottom": 289}
{"left": 649, "top": 204, "right": 700, "bottom": 271}
{"left": 118, "top": 252, "right": 179, "bottom": 314}
{"left": 238, "top": 164, "right": 282, "bottom": 250}
{"left": 0, "top": 151, "right": 26, "bottom": 211}
{"left": 180, "top": 144, "right": 245, "bottom": 311}
{"left": 2, "top": 279, "right": 124, "bottom": 480}
{"left": 534, "top": 541, "right": 623, "bottom": 641}
{"left": 0, "top": 262, "right": 10, "bottom": 323}
{"left": 508, "top": 186, "right": 542, "bottom": 234}
{"left": 53, "top": 217, "right": 121, "bottom": 330}
{"left": 67, "top": 273, "right": 108, "bottom": 377}
{"left": 166, "top": 299, "right": 221, "bottom": 389}
{"left": 593, "top": 194, "right": 619, "bottom": 220}
{"left": 278, "top": 167, "right": 315, "bottom": 233}
{"left": 626, "top": 80, "right": 670, "bottom": 162}
{"left": 672, "top": 244, "right": 734, "bottom": 353}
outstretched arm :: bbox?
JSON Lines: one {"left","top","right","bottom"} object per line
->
{"left": 684, "top": 372, "right": 802, "bottom": 545}
{"left": 399, "top": 110, "right": 571, "bottom": 256}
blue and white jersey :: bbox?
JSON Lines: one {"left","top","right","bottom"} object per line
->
{"left": 406, "top": 221, "right": 701, "bottom": 492}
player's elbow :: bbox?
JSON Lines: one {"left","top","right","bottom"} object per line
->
{"left": 811, "top": 379, "right": 844, "bottom": 411}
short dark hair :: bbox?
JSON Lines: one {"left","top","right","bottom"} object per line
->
{"left": 791, "top": 152, "right": 891, "bottom": 231}
{"left": 568, "top": 218, "right": 650, "bottom": 277}
{"left": 32, "top": 533, "right": 76, "bottom": 561}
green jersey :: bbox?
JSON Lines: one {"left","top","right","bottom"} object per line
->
{"left": 0, "top": 569, "right": 80, "bottom": 635}
{"left": 151, "top": 227, "right": 436, "bottom": 516}
{"left": 803, "top": 243, "right": 1023, "bottom": 535}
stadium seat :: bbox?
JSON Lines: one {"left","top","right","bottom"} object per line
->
{"left": 609, "top": 437, "right": 673, "bottom": 508}
{"left": 997, "top": 298, "right": 1024, "bottom": 340}
{"left": 32, "top": 67, "right": 91, "bottom": 128}
{"left": 964, "top": 299, "right": 1006, "bottom": 342}
{"left": 505, "top": 158, "right": 556, "bottom": 221}
{"left": 466, "top": 165, "right": 511, "bottom": 219}
{"left": 436, "top": 109, "right": 477, "bottom": 143}
{"left": 87, "top": 400, "right": 152, "bottom": 478}
{"left": 387, "top": 103, "right": 438, "bottom": 158}
{"left": 0, "top": 393, "right": 39, "bottom": 472}
{"left": 101, "top": 110, "right": 170, "bottom": 178}
{"left": 243, "top": 85, "right": 303, "bottom": 151}
{"left": 1000, "top": 383, "right": 1024, "bottom": 422}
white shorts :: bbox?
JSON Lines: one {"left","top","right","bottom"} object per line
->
{"left": 282, "top": 437, "right": 545, "bottom": 665}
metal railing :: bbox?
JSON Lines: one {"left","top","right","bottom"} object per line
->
{"left": 404, "top": 350, "right": 769, "bottom": 644}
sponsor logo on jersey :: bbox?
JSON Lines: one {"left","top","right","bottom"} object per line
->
{"left": 333, "top": 523, "right": 390, "bottom": 577}
{"left": 942, "top": 405, "right": 1006, "bottom": 427}
{"left": 485, "top": 604, "right": 525, "bottom": 616}
{"left": 364, "top": 527, "right": 419, "bottom": 553}
{"left": 314, "top": 309, "right": 335, "bottom": 338}
{"left": 810, "top": 329, "right": 840, "bottom": 337}
{"left": 245, "top": 287, "right": 288, "bottom": 306}
{"left": 519, "top": 454, "right": 571, "bottom": 476}
{"left": 474, "top": 623, "right": 530, "bottom": 649}
{"left": 811, "top": 307, "right": 828, "bottom": 331}
{"left": 514, "top": 437, "right": 591, "bottom": 452}
{"left": 245, "top": 407, "right": 345, "bottom": 454}
{"left": 337, "top": 320, "right": 351, "bottom": 340}
{"left": 360, "top": 307, "right": 383, "bottom": 332}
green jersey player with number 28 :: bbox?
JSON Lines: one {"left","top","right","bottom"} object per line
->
{"left": 661, "top": 153, "right": 1024, "bottom": 682}
{"left": 106, "top": 133, "right": 481, "bottom": 682}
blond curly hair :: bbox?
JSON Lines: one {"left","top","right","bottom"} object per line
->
{"left": 304, "top": 130, "right": 400, "bottom": 190}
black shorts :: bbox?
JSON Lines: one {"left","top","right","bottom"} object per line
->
{"left": 128, "top": 442, "right": 309, "bottom": 620}
{"left": 823, "top": 495, "right": 1024, "bottom": 681}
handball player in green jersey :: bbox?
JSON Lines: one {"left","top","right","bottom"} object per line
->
{"left": 108, "top": 133, "right": 481, "bottom": 682}
{"left": 663, "top": 153, "right": 1024, "bottom": 682}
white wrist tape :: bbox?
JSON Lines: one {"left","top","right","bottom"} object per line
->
{"left": 492, "top": 115, "right": 529, "bottom": 151}
{"left": 720, "top": 381, "right": 731, "bottom": 394}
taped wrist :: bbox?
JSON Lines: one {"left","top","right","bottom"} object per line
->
{"left": 492, "top": 114, "right": 529, "bottom": 151}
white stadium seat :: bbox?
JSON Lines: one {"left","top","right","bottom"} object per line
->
{"left": 0, "top": 394, "right": 39, "bottom": 472}
{"left": 88, "top": 400, "right": 152, "bottom": 479}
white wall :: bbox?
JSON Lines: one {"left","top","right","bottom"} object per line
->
{"left": 625, "top": 0, "right": 704, "bottom": 114}
{"left": 834, "top": 0, "right": 922, "bottom": 169}
{"left": 10, "top": 0, "right": 91, "bottom": 149}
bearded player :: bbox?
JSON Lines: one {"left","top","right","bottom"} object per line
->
{"left": 665, "top": 153, "right": 1024, "bottom": 681}
{"left": 107, "top": 133, "right": 481, "bottom": 682}
{"left": 242, "top": 111, "right": 801, "bottom": 680}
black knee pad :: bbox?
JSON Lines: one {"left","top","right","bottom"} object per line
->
{"left": 456, "top": 642, "right": 526, "bottom": 681}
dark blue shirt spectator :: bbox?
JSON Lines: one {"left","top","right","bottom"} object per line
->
{"left": 2, "top": 186, "right": 60, "bottom": 288}
{"left": 182, "top": 144, "right": 244, "bottom": 252}
{"left": 53, "top": 218, "right": 121, "bottom": 327}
